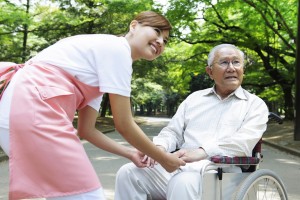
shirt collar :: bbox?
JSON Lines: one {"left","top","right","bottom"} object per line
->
{"left": 204, "top": 85, "right": 248, "bottom": 100}
{"left": 234, "top": 86, "right": 248, "bottom": 100}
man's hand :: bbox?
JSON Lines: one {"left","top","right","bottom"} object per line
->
{"left": 173, "top": 148, "right": 208, "bottom": 163}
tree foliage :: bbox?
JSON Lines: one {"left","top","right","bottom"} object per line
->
{"left": 0, "top": 0, "right": 297, "bottom": 119}
{"left": 163, "top": 0, "right": 297, "bottom": 119}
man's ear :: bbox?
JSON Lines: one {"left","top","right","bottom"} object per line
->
{"left": 129, "top": 20, "right": 139, "bottom": 33}
{"left": 205, "top": 66, "right": 214, "bottom": 80}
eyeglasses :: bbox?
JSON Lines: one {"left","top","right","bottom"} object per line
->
{"left": 211, "top": 60, "right": 243, "bottom": 69}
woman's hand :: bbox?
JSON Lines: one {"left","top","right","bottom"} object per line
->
{"left": 128, "top": 149, "right": 150, "bottom": 168}
{"left": 137, "top": 146, "right": 186, "bottom": 172}
{"left": 173, "top": 148, "right": 208, "bottom": 163}
{"left": 159, "top": 152, "right": 186, "bottom": 172}
{"left": 138, "top": 146, "right": 166, "bottom": 168}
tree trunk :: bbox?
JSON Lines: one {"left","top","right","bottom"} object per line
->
{"left": 281, "top": 84, "right": 294, "bottom": 120}
{"left": 22, "top": 0, "right": 30, "bottom": 62}
{"left": 100, "top": 94, "right": 109, "bottom": 117}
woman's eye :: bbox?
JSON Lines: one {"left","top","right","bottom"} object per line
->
{"left": 153, "top": 27, "right": 168, "bottom": 45}
{"left": 154, "top": 28, "right": 161, "bottom": 35}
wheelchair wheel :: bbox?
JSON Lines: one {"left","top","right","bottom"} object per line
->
{"left": 233, "top": 169, "right": 288, "bottom": 200}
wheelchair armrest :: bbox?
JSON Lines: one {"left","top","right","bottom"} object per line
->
{"left": 210, "top": 156, "right": 261, "bottom": 165}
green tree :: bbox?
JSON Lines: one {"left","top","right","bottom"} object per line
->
{"left": 131, "top": 78, "right": 164, "bottom": 115}
{"left": 0, "top": 0, "right": 32, "bottom": 62}
{"left": 164, "top": 0, "right": 297, "bottom": 119}
{"left": 1, "top": 0, "right": 297, "bottom": 119}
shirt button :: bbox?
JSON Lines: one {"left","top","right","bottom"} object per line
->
{"left": 41, "top": 91, "right": 47, "bottom": 98}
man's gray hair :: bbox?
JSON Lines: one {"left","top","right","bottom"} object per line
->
{"left": 207, "top": 44, "right": 245, "bottom": 66}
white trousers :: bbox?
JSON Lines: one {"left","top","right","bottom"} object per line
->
{"left": 115, "top": 163, "right": 202, "bottom": 200}
{"left": 0, "top": 127, "right": 106, "bottom": 200}
{"left": 115, "top": 161, "right": 243, "bottom": 200}
{"left": 46, "top": 188, "right": 106, "bottom": 200}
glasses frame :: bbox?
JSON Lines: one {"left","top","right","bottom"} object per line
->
{"left": 210, "top": 60, "right": 244, "bottom": 69}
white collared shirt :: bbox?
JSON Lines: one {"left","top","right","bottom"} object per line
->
{"left": 153, "top": 86, "right": 269, "bottom": 157}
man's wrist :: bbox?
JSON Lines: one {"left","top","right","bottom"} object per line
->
{"left": 199, "top": 147, "right": 209, "bottom": 158}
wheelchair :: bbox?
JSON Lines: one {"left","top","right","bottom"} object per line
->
{"left": 201, "top": 112, "right": 288, "bottom": 200}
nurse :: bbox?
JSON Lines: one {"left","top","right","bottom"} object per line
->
{"left": 0, "top": 11, "right": 185, "bottom": 200}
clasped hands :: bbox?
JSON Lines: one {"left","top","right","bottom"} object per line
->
{"left": 130, "top": 146, "right": 208, "bottom": 169}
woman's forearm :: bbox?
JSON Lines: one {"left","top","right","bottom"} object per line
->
{"left": 82, "top": 128, "right": 135, "bottom": 159}
{"left": 109, "top": 93, "right": 185, "bottom": 172}
{"left": 114, "top": 118, "right": 167, "bottom": 163}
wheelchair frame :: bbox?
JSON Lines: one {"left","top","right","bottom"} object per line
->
{"left": 201, "top": 112, "right": 288, "bottom": 200}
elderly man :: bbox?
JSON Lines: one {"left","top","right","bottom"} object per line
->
{"left": 114, "top": 44, "right": 269, "bottom": 200}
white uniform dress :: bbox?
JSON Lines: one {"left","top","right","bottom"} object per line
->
{"left": 0, "top": 34, "right": 132, "bottom": 200}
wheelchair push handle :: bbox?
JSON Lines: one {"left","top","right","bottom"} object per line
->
{"left": 268, "top": 112, "right": 283, "bottom": 124}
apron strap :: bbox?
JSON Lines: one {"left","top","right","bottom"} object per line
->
{"left": 0, "top": 62, "right": 24, "bottom": 99}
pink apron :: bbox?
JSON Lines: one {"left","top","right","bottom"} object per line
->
{"left": 2, "top": 62, "right": 102, "bottom": 199}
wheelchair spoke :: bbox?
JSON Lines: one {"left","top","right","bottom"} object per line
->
{"left": 233, "top": 169, "right": 288, "bottom": 200}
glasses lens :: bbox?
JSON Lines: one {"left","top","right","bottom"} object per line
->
{"left": 217, "top": 60, "right": 242, "bottom": 68}
{"left": 232, "top": 61, "right": 241, "bottom": 67}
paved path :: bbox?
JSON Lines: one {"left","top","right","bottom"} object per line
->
{"left": 0, "top": 117, "right": 169, "bottom": 200}
{"left": 1, "top": 117, "right": 300, "bottom": 199}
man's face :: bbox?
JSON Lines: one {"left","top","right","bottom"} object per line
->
{"left": 206, "top": 47, "right": 244, "bottom": 98}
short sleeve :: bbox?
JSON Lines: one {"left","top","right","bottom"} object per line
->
{"left": 94, "top": 37, "right": 132, "bottom": 97}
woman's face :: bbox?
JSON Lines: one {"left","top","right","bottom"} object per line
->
{"left": 126, "top": 20, "right": 169, "bottom": 61}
